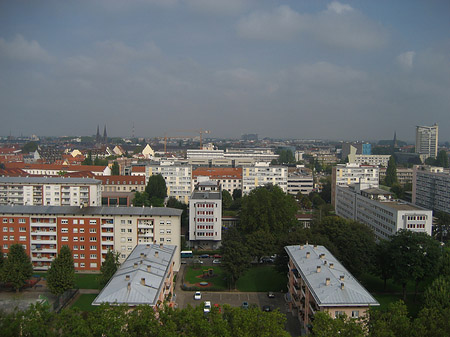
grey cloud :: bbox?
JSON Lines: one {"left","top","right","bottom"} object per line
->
{"left": 0, "top": 34, "right": 52, "bottom": 63}
{"left": 184, "top": 0, "right": 252, "bottom": 15}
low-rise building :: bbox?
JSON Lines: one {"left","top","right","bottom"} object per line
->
{"left": 285, "top": 244, "right": 379, "bottom": 334}
{"left": 335, "top": 184, "right": 432, "bottom": 240}
{"left": 93, "top": 243, "right": 176, "bottom": 308}
{"left": 0, "top": 205, "right": 182, "bottom": 272}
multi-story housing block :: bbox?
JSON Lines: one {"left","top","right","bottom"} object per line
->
{"left": 415, "top": 124, "right": 438, "bottom": 159}
{"left": 189, "top": 181, "right": 222, "bottom": 249}
{"left": 97, "top": 175, "right": 146, "bottom": 193}
{"left": 93, "top": 243, "right": 176, "bottom": 308}
{"left": 335, "top": 184, "right": 432, "bottom": 240}
{"left": 287, "top": 172, "right": 314, "bottom": 195}
{"left": 349, "top": 154, "right": 390, "bottom": 167}
{"left": 242, "top": 162, "right": 288, "bottom": 194}
{"left": 192, "top": 167, "right": 242, "bottom": 195}
{"left": 0, "top": 205, "right": 182, "bottom": 272}
{"left": 285, "top": 244, "right": 378, "bottom": 334}
{"left": 4, "top": 163, "right": 111, "bottom": 176}
{"left": 413, "top": 165, "right": 450, "bottom": 214}
{"left": 146, "top": 161, "right": 192, "bottom": 204}
{"left": 379, "top": 167, "right": 413, "bottom": 186}
{"left": 331, "top": 164, "right": 379, "bottom": 206}
{"left": 0, "top": 177, "right": 101, "bottom": 206}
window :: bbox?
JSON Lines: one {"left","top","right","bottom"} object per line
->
{"left": 73, "top": 245, "right": 78, "bottom": 250}
{"left": 73, "top": 254, "right": 79, "bottom": 259}
{"left": 166, "top": 229, "right": 171, "bottom": 234}
{"left": 90, "top": 254, "right": 97, "bottom": 259}
{"left": 160, "top": 229, "right": 165, "bottom": 234}
{"left": 121, "top": 229, "right": 126, "bottom": 233}
{"left": 80, "top": 254, "right": 85, "bottom": 259}
{"left": 90, "top": 263, "right": 97, "bottom": 268}
{"left": 2, "top": 219, "right": 7, "bottom": 224}
{"left": 127, "top": 246, "right": 132, "bottom": 251}
{"left": 9, "top": 218, "right": 13, "bottom": 223}
{"left": 127, "top": 229, "right": 132, "bottom": 233}
{"left": 352, "top": 311, "right": 359, "bottom": 318}
{"left": 90, "top": 237, "right": 97, "bottom": 242}
{"left": 73, "top": 228, "right": 78, "bottom": 233}
{"left": 9, "top": 227, "right": 14, "bottom": 232}
{"left": 3, "top": 227, "right": 7, "bottom": 232}
{"left": 160, "top": 221, "right": 164, "bottom": 225}
{"left": 74, "top": 262, "right": 78, "bottom": 267}
{"left": 166, "top": 238, "right": 171, "bottom": 243}
{"left": 80, "top": 245, "right": 85, "bottom": 250}
{"left": 89, "top": 220, "right": 97, "bottom": 225}
{"left": 80, "top": 237, "right": 85, "bottom": 242}
{"left": 80, "top": 228, "right": 85, "bottom": 233}
{"left": 19, "top": 219, "right": 26, "bottom": 224}
{"left": 62, "top": 237, "right": 68, "bottom": 242}
{"left": 19, "top": 236, "right": 26, "bottom": 241}
{"left": 19, "top": 227, "right": 26, "bottom": 232}
{"left": 90, "top": 245, "right": 97, "bottom": 250}
{"left": 73, "top": 237, "right": 78, "bottom": 241}
{"left": 121, "top": 254, "right": 126, "bottom": 259}
{"left": 3, "top": 236, "right": 7, "bottom": 240}
{"left": 73, "top": 219, "right": 78, "bottom": 224}
{"left": 127, "top": 237, "right": 132, "bottom": 242}
{"left": 121, "top": 220, "right": 125, "bottom": 224}
{"left": 121, "top": 246, "right": 126, "bottom": 251}
{"left": 166, "top": 221, "right": 171, "bottom": 225}
{"left": 89, "top": 228, "right": 97, "bottom": 233}
{"left": 335, "top": 311, "right": 345, "bottom": 318}
{"left": 61, "top": 228, "right": 68, "bottom": 233}
{"left": 160, "top": 238, "right": 164, "bottom": 242}
{"left": 128, "top": 220, "right": 132, "bottom": 225}
{"left": 79, "top": 220, "right": 84, "bottom": 224}
{"left": 120, "top": 237, "right": 126, "bottom": 243}
{"left": 3, "top": 244, "right": 7, "bottom": 249}
{"left": 9, "top": 236, "right": 14, "bottom": 240}
{"left": 80, "top": 263, "right": 85, "bottom": 268}
{"left": 61, "top": 219, "right": 68, "bottom": 224}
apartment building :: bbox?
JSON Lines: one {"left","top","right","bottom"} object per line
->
{"left": 97, "top": 175, "right": 146, "bottom": 193}
{"left": 93, "top": 243, "right": 176, "bottom": 308}
{"left": 146, "top": 161, "right": 192, "bottom": 204}
{"left": 413, "top": 165, "right": 450, "bottom": 214}
{"left": 285, "top": 244, "right": 378, "bottom": 333}
{"left": 4, "top": 163, "right": 111, "bottom": 176}
{"left": 0, "top": 205, "right": 182, "bottom": 272}
{"left": 192, "top": 167, "right": 242, "bottom": 194}
{"left": 416, "top": 124, "right": 438, "bottom": 159}
{"left": 331, "top": 164, "right": 379, "bottom": 206}
{"left": 189, "top": 181, "right": 222, "bottom": 249}
{"left": 0, "top": 177, "right": 102, "bottom": 206}
{"left": 335, "top": 184, "right": 432, "bottom": 240}
{"left": 242, "top": 162, "right": 288, "bottom": 194}
{"left": 348, "top": 154, "right": 390, "bottom": 167}
{"left": 379, "top": 167, "right": 413, "bottom": 186}
{"left": 287, "top": 172, "right": 314, "bottom": 195}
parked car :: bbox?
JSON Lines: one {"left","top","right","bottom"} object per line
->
{"left": 199, "top": 254, "right": 210, "bottom": 258}
{"left": 262, "top": 305, "right": 271, "bottom": 312}
{"left": 204, "top": 301, "right": 211, "bottom": 313}
{"left": 212, "top": 259, "right": 221, "bottom": 264}
{"left": 194, "top": 291, "right": 202, "bottom": 300}
{"left": 260, "top": 257, "right": 274, "bottom": 264}
{"left": 267, "top": 292, "right": 275, "bottom": 298}
{"left": 193, "top": 259, "right": 204, "bottom": 264}
{"left": 213, "top": 254, "right": 222, "bottom": 258}
{"left": 242, "top": 301, "right": 249, "bottom": 309}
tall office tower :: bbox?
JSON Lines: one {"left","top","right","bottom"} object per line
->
{"left": 415, "top": 124, "right": 438, "bottom": 159}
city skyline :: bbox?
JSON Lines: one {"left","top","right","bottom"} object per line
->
{"left": 1, "top": 1, "right": 449, "bottom": 141}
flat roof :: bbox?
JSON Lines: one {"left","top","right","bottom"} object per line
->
{"left": 0, "top": 176, "right": 101, "bottom": 184}
{"left": 380, "top": 201, "right": 426, "bottom": 211}
{"left": 191, "top": 192, "right": 221, "bottom": 200}
{"left": 93, "top": 244, "right": 176, "bottom": 306}
{"left": 285, "top": 244, "right": 378, "bottom": 307}
{"left": 0, "top": 205, "right": 183, "bottom": 217}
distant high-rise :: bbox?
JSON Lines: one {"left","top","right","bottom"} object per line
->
{"left": 415, "top": 124, "right": 438, "bottom": 159}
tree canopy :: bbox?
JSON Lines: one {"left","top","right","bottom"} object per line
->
{"left": 47, "top": 245, "right": 75, "bottom": 295}
{"left": 435, "top": 150, "right": 449, "bottom": 168}
{"left": 384, "top": 155, "right": 398, "bottom": 186}
{"left": 1, "top": 243, "right": 33, "bottom": 292}
{"left": 222, "top": 190, "right": 233, "bottom": 210}
{"left": 99, "top": 250, "right": 121, "bottom": 289}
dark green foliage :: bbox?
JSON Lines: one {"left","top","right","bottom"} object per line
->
{"left": 145, "top": 174, "right": 167, "bottom": 199}
{"left": 21, "top": 141, "right": 38, "bottom": 154}
{"left": 423, "top": 276, "right": 450, "bottom": 310}
{"left": 436, "top": 150, "right": 449, "bottom": 168}
{"left": 276, "top": 149, "right": 295, "bottom": 164}
{"left": 93, "top": 157, "right": 108, "bottom": 166}
{"left": 319, "top": 176, "right": 332, "bottom": 203}
{"left": 232, "top": 189, "right": 242, "bottom": 200}
{"left": 390, "top": 183, "right": 405, "bottom": 199}
{"left": 434, "top": 212, "right": 450, "bottom": 242}
{"left": 374, "top": 240, "right": 392, "bottom": 291}
{"left": 245, "top": 230, "right": 275, "bottom": 262}
{"left": 47, "top": 245, "right": 75, "bottom": 295}
{"left": 222, "top": 190, "right": 232, "bottom": 210}
{"left": 111, "top": 161, "right": 120, "bottom": 175}
{"left": 99, "top": 250, "right": 120, "bottom": 289}
{"left": 82, "top": 151, "right": 93, "bottom": 165}
{"left": 166, "top": 196, "right": 188, "bottom": 228}
{"left": 384, "top": 155, "right": 398, "bottom": 186}
{"left": 368, "top": 301, "right": 412, "bottom": 337}
{"left": 1, "top": 243, "right": 33, "bottom": 292}
{"left": 132, "top": 191, "right": 150, "bottom": 207}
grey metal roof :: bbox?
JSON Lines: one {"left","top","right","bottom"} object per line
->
{"left": 191, "top": 192, "right": 221, "bottom": 200}
{"left": 0, "top": 205, "right": 183, "bottom": 217}
{"left": 0, "top": 176, "right": 101, "bottom": 184}
{"left": 93, "top": 244, "right": 176, "bottom": 306}
{"left": 285, "top": 244, "right": 379, "bottom": 307}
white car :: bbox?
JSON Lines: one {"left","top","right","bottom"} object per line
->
{"left": 194, "top": 291, "right": 202, "bottom": 300}
{"left": 204, "top": 301, "right": 211, "bottom": 313}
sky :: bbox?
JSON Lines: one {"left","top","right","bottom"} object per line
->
{"left": 1, "top": 0, "right": 449, "bottom": 142}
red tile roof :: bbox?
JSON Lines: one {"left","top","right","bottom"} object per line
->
{"left": 97, "top": 175, "right": 146, "bottom": 185}
{"left": 192, "top": 167, "right": 242, "bottom": 179}
{"left": 131, "top": 166, "right": 146, "bottom": 173}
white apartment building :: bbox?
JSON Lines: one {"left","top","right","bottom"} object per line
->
{"left": 349, "top": 154, "right": 390, "bottom": 167}
{"left": 189, "top": 181, "right": 222, "bottom": 249}
{"left": 146, "top": 161, "right": 192, "bottom": 204}
{"left": 379, "top": 167, "right": 414, "bottom": 186}
{"left": 242, "top": 162, "right": 288, "bottom": 194}
{"left": 0, "top": 177, "right": 102, "bottom": 206}
{"left": 287, "top": 173, "right": 314, "bottom": 195}
{"left": 335, "top": 184, "right": 432, "bottom": 240}
{"left": 416, "top": 124, "right": 438, "bottom": 159}
{"left": 413, "top": 165, "right": 450, "bottom": 214}
{"left": 224, "top": 148, "right": 278, "bottom": 163}
{"left": 331, "top": 164, "right": 379, "bottom": 206}
{"left": 192, "top": 167, "right": 242, "bottom": 195}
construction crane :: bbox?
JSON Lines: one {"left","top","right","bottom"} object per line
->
{"left": 163, "top": 129, "right": 211, "bottom": 154}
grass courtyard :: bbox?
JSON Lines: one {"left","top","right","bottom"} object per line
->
{"left": 71, "top": 294, "right": 99, "bottom": 312}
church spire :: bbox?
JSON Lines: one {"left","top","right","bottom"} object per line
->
{"left": 393, "top": 131, "right": 397, "bottom": 149}
{"left": 96, "top": 125, "right": 101, "bottom": 143}
{"left": 103, "top": 125, "right": 107, "bottom": 144}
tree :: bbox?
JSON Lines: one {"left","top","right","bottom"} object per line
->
{"left": 277, "top": 149, "right": 295, "bottom": 164}
{"left": 145, "top": 174, "right": 167, "bottom": 201}
{"left": 166, "top": 196, "right": 188, "bottom": 228}
{"left": 246, "top": 230, "right": 275, "bottom": 263}
{"left": 388, "top": 230, "right": 441, "bottom": 300}
{"left": 434, "top": 211, "right": 450, "bottom": 242}
{"left": 312, "top": 312, "right": 364, "bottom": 337}
{"left": 436, "top": 150, "right": 449, "bottom": 168}
{"left": 132, "top": 191, "right": 150, "bottom": 207}
{"left": 111, "top": 161, "right": 120, "bottom": 175}
{"left": 21, "top": 141, "right": 38, "bottom": 154}
{"left": 423, "top": 275, "right": 450, "bottom": 310}
{"left": 222, "top": 190, "right": 232, "bottom": 210}
{"left": 47, "top": 245, "right": 75, "bottom": 295}
{"left": 390, "top": 183, "right": 405, "bottom": 199}
{"left": 82, "top": 151, "right": 93, "bottom": 165}
{"left": 368, "top": 301, "right": 412, "bottom": 337}
{"left": 99, "top": 250, "right": 120, "bottom": 289}
{"left": 1, "top": 243, "right": 33, "bottom": 292}
{"left": 232, "top": 189, "right": 242, "bottom": 200}
{"left": 374, "top": 239, "right": 393, "bottom": 291}
{"left": 384, "top": 155, "right": 398, "bottom": 186}
{"left": 319, "top": 176, "right": 332, "bottom": 203}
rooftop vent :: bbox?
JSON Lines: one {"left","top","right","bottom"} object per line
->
{"left": 326, "top": 278, "right": 330, "bottom": 286}
{"left": 160, "top": 243, "right": 163, "bottom": 249}
{"left": 140, "top": 252, "right": 145, "bottom": 258}
{"left": 340, "top": 275, "right": 345, "bottom": 281}
{"left": 125, "top": 275, "right": 130, "bottom": 281}
{"left": 330, "top": 263, "right": 334, "bottom": 269}
{"left": 316, "top": 266, "right": 321, "bottom": 273}
{"left": 133, "top": 263, "right": 138, "bottom": 269}
{"left": 306, "top": 252, "right": 310, "bottom": 259}
{"left": 155, "top": 251, "right": 159, "bottom": 258}
{"left": 147, "top": 265, "right": 151, "bottom": 273}
{"left": 319, "top": 253, "right": 325, "bottom": 259}
{"left": 141, "top": 278, "right": 145, "bottom": 286}
{"left": 341, "top": 283, "right": 345, "bottom": 290}
{"left": 127, "top": 282, "right": 131, "bottom": 291}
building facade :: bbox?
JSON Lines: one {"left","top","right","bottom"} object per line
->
{"left": 335, "top": 184, "right": 432, "bottom": 240}
{"left": 0, "top": 177, "right": 102, "bottom": 206}
{"left": 192, "top": 167, "right": 242, "bottom": 195}
{"left": 415, "top": 124, "right": 438, "bottom": 159}
{"left": 189, "top": 181, "right": 222, "bottom": 249}
{"left": 242, "top": 163, "right": 288, "bottom": 194}
{"left": 413, "top": 165, "right": 450, "bottom": 214}
{"left": 287, "top": 172, "right": 314, "bottom": 195}
{"left": 0, "top": 205, "right": 182, "bottom": 272}
{"left": 379, "top": 167, "right": 414, "bottom": 186}
{"left": 285, "top": 244, "right": 378, "bottom": 334}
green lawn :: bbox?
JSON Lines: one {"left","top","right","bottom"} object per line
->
{"left": 184, "top": 266, "right": 227, "bottom": 290}
{"left": 236, "top": 266, "right": 286, "bottom": 292}
{"left": 71, "top": 294, "right": 99, "bottom": 312}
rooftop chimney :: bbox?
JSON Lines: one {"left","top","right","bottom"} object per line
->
{"left": 300, "top": 244, "right": 304, "bottom": 250}
{"left": 320, "top": 253, "right": 325, "bottom": 259}
{"left": 306, "top": 252, "right": 310, "bottom": 259}
{"left": 125, "top": 275, "right": 130, "bottom": 281}
{"left": 155, "top": 251, "right": 159, "bottom": 258}
{"left": 140, "top": 252, "right": 145, "bottom": 258}
{"left": 147, "top": 265, "right": 151, "bottom": 272}
{"left": 313, "top": 245, "right": 317, "bottom": 249}
{"left": 330, "top": 263, "right": 334, "bottom": 269}
{"left": 141, "top": 278, "right": 145, "bottom": 286}
{"left": 160, "top": 243, "right": 163, "bottom": 249}
{"left": 326, "top": 278, "right": 330, "bottom": 286}
{"left": 341, "top": 283, "right": 345, "bottom": 290}
{"left": 146, "top": 243, "right": 151, "bottom": 248}
{"left": 316, "top": 266, "right": 321, "bottom": 273}
{"left": 133, "top": 262, "right": 138, "bottom": 269}
{"left": 340, "top": 275, "right": 345, "bottom": 281}
{"left": 127, "top": 282, "right": 131, "bottom": 291}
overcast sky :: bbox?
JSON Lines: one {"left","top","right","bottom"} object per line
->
{"left": 1, "top": 0, "right": 449, "bottom": 142}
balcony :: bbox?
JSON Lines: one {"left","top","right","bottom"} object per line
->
{"left": 31, "top": 256, "right": 54, "bottom": 262}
